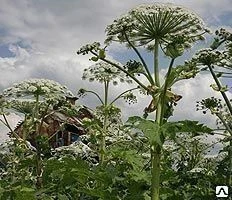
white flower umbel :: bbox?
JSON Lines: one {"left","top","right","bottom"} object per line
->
{"left": 82, "top": 61, "right": 132, "bottom": 84}
{"left": 105, "top": 3, "right": 209, "bottom": 50}
{"left": 3, "top": 79, "right": 73, "bottom": 101}
{"left": 193, "top": 48, "right": 225, "bottom": 66}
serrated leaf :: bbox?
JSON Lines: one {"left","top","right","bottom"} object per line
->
{"left": 162, "top": 120, "right": 212, "bottom": 139}
{"left": 127, "top": 116, "right": 162, "bottom": 146}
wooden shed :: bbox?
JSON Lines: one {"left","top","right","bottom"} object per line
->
{"left": 13, "top": 97, "right": 93, "bottom": 148}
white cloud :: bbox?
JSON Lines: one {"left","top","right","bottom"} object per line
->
{"left": 171, "top": 73, "right": 232, "bottom": 127}
{"left": 169, "top": 0, "right": 232, "bottom": 24}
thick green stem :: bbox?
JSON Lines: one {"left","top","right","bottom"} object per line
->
{"left": 151, "top": 59, "right": 174, "bottom": 200}
{"left": 99, "top": 80, "right": 109, "bottom": 165}
{"left": 151, "top": 99, "right": 162, "bottom": 200}
{"left": 151, "top": 98, "right": 162, "bottom": 200}
{"left": 150, "top": 39, "right": 163, "bottom": 200}
{"left": 208, "top": 65, "right": 232, "bottom": 115}
{"left": 36, "top": 148, "right": 43, "bottom": 189}
{"left": 151, "top": 145, "right": 161, "bottom": 200}
{"left": 155, "top": 100, "right": 162, "bottom": 125}
{"left": 104, "top": 81, "right": 109, "bottom": 107}
{"left": 38, "top": 102, "right": 51, "bottom": 135}
{"left": 154, "top": 39, "right": 160, "bottom": 87}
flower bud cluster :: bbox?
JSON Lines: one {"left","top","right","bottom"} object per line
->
{"left": 196, "top": 97, "right": 223, "bottom": 114}
{"left": 193, "top": 48, "right": 225, "bottom": 66}
{"left": 215, "top": 28, "right": 232, "bottom": 41}
{"left": 77, "top": 42, "right": 100, "bottom": 55}
{"left": 124, "top": 60, "right": 144, "bottom": 76}
{"left": 123, "top": 92, "right": 137, "bottom": 105}
{"left": 77, "top": 88, "right": 87, "bottom": 98}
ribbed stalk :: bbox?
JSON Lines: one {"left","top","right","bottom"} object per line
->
{"left": 36, "top": 148, "right": 43, "bottom": 188}
{"left": 99, "top": 80, "right": 109, "bottom": 165}
{"left": 154, "top": 39, "right": 160, "bottom": 87}
{"left": 151, "top": 39, "right": 162, "bottom": 200}
{"left": 151, "top": 144, "right": 161, "bottom": 200}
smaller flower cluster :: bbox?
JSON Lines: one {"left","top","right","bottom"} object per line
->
{"left": 105, "top": 15, "right": 135, "bottom": 44}
{"left": 193, "top": 48, "right": 225, "bottom": 66}
{"left": 77, "top": 42, "right": 100, "bottom": 55}
{"left": 82, "top": 61, "right": 132, "bottom": 84}
{"left": 54, "top": 139, "right": 99, "bottom": 165}
{"left": 210, "top": 29, "right": 232, "bottom": 67}
{"left": 96, "top": 104, "right": 121, "bottom": 122}
{"left": 77, "top": 88, "right": 87, "bottom": 98}
{"left": 124, "top": 60, "right": 145, "bottom": 76}
{"left": 197, "top": 98, "right": 232, "bottom": 131}
{"left": 215, "top": 28, "right": 232, "bottom": 41}
{"left": 123, "top": 92, "right": 137, "bottom": 105}
{"left": 196, "top": 97, "right": 223, "bottom": 114}
{"left": 94, "top": 105, "right": 123, "bottom": 134}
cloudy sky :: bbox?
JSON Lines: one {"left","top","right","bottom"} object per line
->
{"left": 0, "top": 0, "right": 232, "bottom": 142}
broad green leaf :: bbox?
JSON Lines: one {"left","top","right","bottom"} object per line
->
{"left": 162, "top": 120, "right": 212, "bottom": 139}
{"left": 127, "top": 116, "right": 162, "bottom": 146}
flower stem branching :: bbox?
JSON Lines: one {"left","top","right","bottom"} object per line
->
{"left": 123, "top": 31, "right": 154, "bottom": 85}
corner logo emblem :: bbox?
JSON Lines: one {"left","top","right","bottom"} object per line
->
{"left": 216, "top": 186, "right": 229, "bottom": 198}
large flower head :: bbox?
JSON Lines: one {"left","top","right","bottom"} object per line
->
{"left": 2, "top": 79, "right": 73, "bottom": 101}
{"left": 105, "top": 3, "right": 209, "bottom": 51}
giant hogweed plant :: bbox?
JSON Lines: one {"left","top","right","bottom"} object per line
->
{"left": 77, "top": 61, "right": 138, "bottom": 165}
{"left": 39, "top": 62, "right": 151, "bottom": 199}
{"left": 77, "top": 3, "right": 210, "bottom": 199}
{"left": 193, "top": 28, "right": 232, "bottom": 186}
{"left": 0, "top": 79, "right": 75, "bottom": 189}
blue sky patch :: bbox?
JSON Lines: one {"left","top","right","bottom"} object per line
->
{"left": 0, "top": 44, "right": 15, "bottom": 58}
